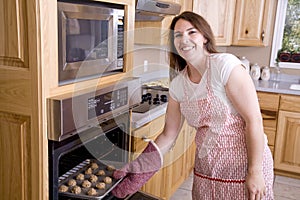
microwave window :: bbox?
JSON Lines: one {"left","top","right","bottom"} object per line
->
{"left": 66, "top": 18, "right": 109, "bottom": 63}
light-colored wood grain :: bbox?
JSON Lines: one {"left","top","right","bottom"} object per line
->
{"left": 193, "top": 0, "right": 236, "bottom": 46}
{"left": 274, "top": 110, "right": 300, "bottom": 178}
{"left": 280, "top": 95, "right": 300, "bottom": 113}
{"left": 232, "top": 0, "right": 275, "bottom": 46}
{"left": 0, "top": 0, "right": 29, "bottom": 68}
{"left": 0, "top": 1, "right": 136, "bottom": 200}
{"left": 0, "top": 112, "right": 31, "bottom": 200}
{"left": 257, "top": 92, "right": 280, "bottom": 111}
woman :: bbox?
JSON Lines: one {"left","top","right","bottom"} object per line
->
{"left": 112, "top": 11, "right": 274, "bottom": 200}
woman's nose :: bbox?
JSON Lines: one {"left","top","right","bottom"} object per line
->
{"left": 181, "top": 34, "right": 189, "bottom": 43}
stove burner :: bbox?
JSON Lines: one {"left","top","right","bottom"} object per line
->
{"left": 141, "top": 93, "right": 168, "bottom": 105}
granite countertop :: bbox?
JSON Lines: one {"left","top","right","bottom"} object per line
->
{"left": 254, "top": 72, "right": 300, "bottom": 96}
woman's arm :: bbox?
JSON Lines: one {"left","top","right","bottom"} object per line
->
{"left": 155, "top": 95, "right": 185, "bottom": 154}
{"left": 225, "top": 64, "right": 266, "bottom": 199}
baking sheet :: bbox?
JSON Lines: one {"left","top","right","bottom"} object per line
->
{"left": 58, "top": 159, "right": 124, "bottom": 200}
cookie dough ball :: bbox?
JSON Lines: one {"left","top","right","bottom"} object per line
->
{"left": 103, "top": 176, "right": 112, "bottom": 184}
{"left": 87, "top": 188, "right": 98, "bottom": 196}
{"left": 59, "top": 185, "right": 68, "bottom": 192}
{"left": 82, "top": 180, "right": 92, "bottom": 188}
{"left": 96, "top": 182, "right": 106, "bottom": 190}
{"left": 71, "top": 185, "right": 81, "bottom": 194}
{"left": 85, "top": 167, "right": 93, "bottom": 175}
{"left": 76, "top": 173, "right": 85, "bottom": 181}
{"left": 106, "top": 165, "right": 115, "bottom": 171}
{"left": 67, "top": 179, "right": 77, "bottom": 186}
{"left": 97, "top": 169, "right": 105, "bottom": 176}
{"left": 89, "top": 174, "right": 98, "bottom": 183}
{"left": 90, "top": 162, "right": 99, "bottom": 170}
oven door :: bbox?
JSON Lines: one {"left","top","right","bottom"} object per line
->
{"left": 58, "top": 1, "right": 124, "bottom": 85}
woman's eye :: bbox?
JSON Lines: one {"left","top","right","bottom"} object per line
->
{"left": 174, "top": 33, "right": 182, "bottom": 38}
{"left": 189, "top": 30, "right": 197, "bottom": 35}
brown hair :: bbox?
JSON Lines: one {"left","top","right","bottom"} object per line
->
{"left": 168, "top": 11, "right": 218, "bottom": 72}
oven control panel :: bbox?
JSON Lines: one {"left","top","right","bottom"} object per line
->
{"left": 88, "top": 87, "right": 128, "bottom": 119}
{"left": 47, "top": 77, "right": 141, "bottom": 141}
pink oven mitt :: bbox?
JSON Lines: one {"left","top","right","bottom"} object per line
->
{"left": 111, "top": 140, "right": 163, "bottom": 198}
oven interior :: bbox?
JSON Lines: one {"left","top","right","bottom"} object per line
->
{"left": 49, "top": 112, "right": 130, "bottom": 200}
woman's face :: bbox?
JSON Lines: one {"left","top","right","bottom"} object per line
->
{"left": 173, "top": 19, "right": 207, "bottom": 62}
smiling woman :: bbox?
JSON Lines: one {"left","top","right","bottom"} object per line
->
{"left": 270, "top": 0, "right": 300, "bottom": 69}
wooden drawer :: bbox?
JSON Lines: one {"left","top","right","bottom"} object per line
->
{"left": 264, "top": 127, "right": 276, "bottom": 146}
{"left": 280, "top": 95, "right": 300, "bottom": 113}
{"left": 131, "top": 115, "right": 165, "bottom": 154}
{"left": 257, "top": 92, "right": 280, "bottom": 111}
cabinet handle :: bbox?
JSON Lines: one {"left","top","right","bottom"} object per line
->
{"left": 261, "top": 30, "right": 265, "bottom": 42}
{"left": 142, "top": 136, "right": 151, "bottom": 142}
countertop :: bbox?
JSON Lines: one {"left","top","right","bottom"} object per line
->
{"left": 254, "top": 71, "right": 300, "bottom": 96}
{"left": 131, "top": 103, "right": 167, "bottom": 129}
{"left": 131, "top": 74, "right": 300, "bottom": 129}
{"left": 254, "top": 80, "right": 300, "bottom": 95}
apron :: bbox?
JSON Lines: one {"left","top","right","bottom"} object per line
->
{"left": 179, "top": 57, "right": 274, "bottom": 200}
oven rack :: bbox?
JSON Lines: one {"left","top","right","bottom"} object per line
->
{"left": 58, "top": 159, "right": 91, "bottom": 183}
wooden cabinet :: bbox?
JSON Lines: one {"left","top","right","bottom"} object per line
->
{"left": 0, "top": 0, "right": 40, "bottom": 199}
{"left": 274, "top": 95, "right": 300, "bottom": 179}
{"left": 134, "top": 0, "right": 193, "bottom": 45}
{"left": 131, "top": 114, "right": 196, "bottom": 199}
{"left": 257, "top": 92, "right": 280, "bottom": 156}
{"left": 232, "top": 0, "right": 275, "bottom": 46}
{"left": 0, "top": 0, "right": 135, "bottom": 200}
{"left": 192, "top": 0, "right": 236, "bottom": 46}
{"left": 192, "top": 0, "right": 275, "bottom": 46}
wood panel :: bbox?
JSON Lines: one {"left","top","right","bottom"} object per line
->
{"left": 193, "top": 0, "right": 236, "bottom": 46}
{"left": 0, "top": 0, "right": 29, "bottom": 68}
{"left": 0, "top": 112, "right": 31, "bottom": 200}
{"left": 257, "top": 92, "right": 280, "bottom": 111}
{"left": 232, "top": 0, "right": 274, "bottom": 46}
{"left": 280, "top": 95, "right": 300, "bottom": 113}
{"left": 274, "top": 111, "right": 300, "bottom": 177}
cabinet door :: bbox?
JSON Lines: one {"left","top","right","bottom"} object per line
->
{"left": 274, "top": 111, "right": 300, "bottom": 177}
{"left": 232, "top": 0, "right": 275, "bottom": 46}
{"left": 0, "top": 0, "right": 40, "bottom": 199}
{"left": 193, "top": 0, "right": 236, "bottom": 46}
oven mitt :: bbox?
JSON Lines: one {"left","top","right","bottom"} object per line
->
{"left": 111, "top": 140, "right": 163, "bottom": 198}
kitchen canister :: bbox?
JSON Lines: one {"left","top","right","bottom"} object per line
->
{"left": 250, "top": 63, "right": 261, "bottom": 80}
{"left": 261, "top": 66, "right": 271, "bottom": 81}
{"left": 240, "top": 56, "right": 250, "bottom": 73}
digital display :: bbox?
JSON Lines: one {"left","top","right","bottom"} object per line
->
{"left": 88, "top": 87, "right": 128, "bottom": 119}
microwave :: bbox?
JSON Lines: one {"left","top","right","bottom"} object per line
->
{"left": 57, "top": 0, "right": 125, "bottom": 85}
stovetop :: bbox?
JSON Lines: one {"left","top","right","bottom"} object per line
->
{"left": 131, "top": 88, "right": 168, "bottom": 129}
{"left": 132, "top": 88, "right": 168, "bottom": 114}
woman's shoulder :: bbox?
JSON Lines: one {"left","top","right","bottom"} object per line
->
{"left": 210, "top": 53, "right": 240, "bottom": 63}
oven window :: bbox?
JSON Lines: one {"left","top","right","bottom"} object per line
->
{"left": 66, "top": 18, "right": 109, "bottom": 63}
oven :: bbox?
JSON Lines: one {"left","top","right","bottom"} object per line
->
{"left": 57, "top": 0, "right": 125, "bottom": 85}
{"left": 47, "top": 78, "right": 147, "bottom": 200}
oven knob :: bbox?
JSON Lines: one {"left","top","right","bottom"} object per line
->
{"left": 141, "top": 94, "right": 148, "bottom": 103}
{"left": 160, "top": 94, "right": 168, "bottom": 103}
{"left": 153, "top": 97, "right": 160, "bottom": 105}
{"left": 146, "top": 93, "right": 152, "bottom": 100}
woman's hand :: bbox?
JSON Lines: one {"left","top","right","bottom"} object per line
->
{"left": 246, "top": 170, "right": 266, "bottom": 200}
